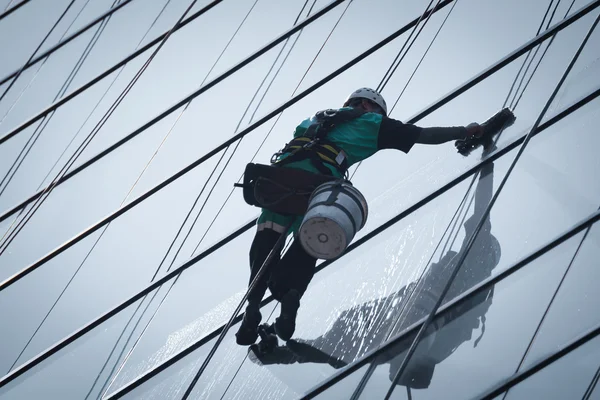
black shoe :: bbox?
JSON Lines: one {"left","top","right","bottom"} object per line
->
{"left": 275, "top": 290, "right": 300, "bottom": 341}
{"left": 235, "top": 308, "right": 262, "bottom": 346}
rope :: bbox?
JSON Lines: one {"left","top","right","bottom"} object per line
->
{"left": 512, "top": 0, "right": 578, "bottom": 110}
{"left": 349, "top": 0, "right": 450, "bottom": 180}
{"left": 66, "top": 2, "right": 263, "bottom": 396}
{"left": 4, "top": 0, "right": 174, "bottom": 376}
{"left": 378, "top": 0, "right": 437, "bottom": 91}
{"left": 190, "top": 0, "right": 346, "bottom": 255}
{"left": 582, "top": 363, "right": 600, "bottom": 400}
{"left": 0, "top": 0, "right": 135, "bottom": 90}
{"left": 388, "top": 0, "right": 460, "bottom": 114}
{"left": 0, "top": 0, "right": 102, "bottom": 196}
{"left": 0, "top": 0, "right": 76, "bottom": 104}
{"left": 180, "top": 220, "right": 292, "bottom": 400}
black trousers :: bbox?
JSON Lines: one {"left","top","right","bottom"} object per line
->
{"left": 247, "top": 228, "right": 317, "bottom": 305}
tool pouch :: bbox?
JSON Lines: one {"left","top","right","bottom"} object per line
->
{"left": 235, "top": 163, "right": 336, "bottom": 216}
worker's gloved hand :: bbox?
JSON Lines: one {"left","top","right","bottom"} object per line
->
{"left": 465, "top": 122, "right": 483, "bottom": 138}
{"left": 455, "top": 108, "right": 516, "bottom": 156}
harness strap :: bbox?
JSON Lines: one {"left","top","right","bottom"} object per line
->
{"left": 271, "top": 108, "right": 366, "bottom": 176}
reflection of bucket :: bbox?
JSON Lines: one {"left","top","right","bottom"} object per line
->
{"left": 299, "top": 180, "right": 368, "bottom": 260}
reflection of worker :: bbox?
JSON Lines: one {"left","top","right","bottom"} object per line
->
{"left": 237, "top": 88, "right": 492, "bottom": 346}
{"left": 249, "top": 161, "right": 501, "bottom": 392}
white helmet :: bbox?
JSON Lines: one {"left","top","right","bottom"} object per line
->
{"left": 344, "top": 87, "right": 388, "bottom": 116}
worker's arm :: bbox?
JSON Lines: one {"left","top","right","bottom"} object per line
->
{"left": 377, "top": 117, "right": 481, "bottom": 151}
{"left": 416, "top": 125, "right": 476, "bottom": 145}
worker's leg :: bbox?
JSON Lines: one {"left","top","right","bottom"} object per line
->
{"left": 235, "top": 227, "right": 282, "bottom": 346}
{"left": 269, "top": 237, "right": 318, "bottom": 341}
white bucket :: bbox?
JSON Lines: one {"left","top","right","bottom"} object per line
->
{"left": 299, "top": 181, "right": 368, "bottom": 260}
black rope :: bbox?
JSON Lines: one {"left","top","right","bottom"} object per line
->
{"left": 349, "top": 0, "right": 451, "bottom": 179}
{"left": 65, "top": 1, "right": 256, "bottom": 396}
{"left": 1, "top": 14, "right": 598, "bottom": 391}
{"left": 3, "top": 0, "right": 172, "bottom": 378}
{"left": 0, "top": 0, "right": 92, "bottom": 126}
{"left": 0, "top": 0, "right": 346, "bottom": 226}
{"left": 378, "top": 0, "right": 436, "bottom": 91}
{"left": 0, "top": 0, "right": 134, "bottom": 89}
{"left": 182, "top": 3, "right": 357, "bottom": 394}
{"left": 380, "top": 0, "right": 442, "bottom": 93}
{"left": 217, "top": 307, "right": 278, "bottom": 400}
{"left": 0, "top": 0, "right": 30, "bottom": 21}
{"left": 509, "top": 0, "right": 563, "bottom": 108}
{"left": 512, "top": 0, "right": 578, "bottom": 110}
{"left": 188, "top": 0, "right": 321, "bottom": 256}
{"left": 501, "top": 218, "right": 594, "bottom": 400}
{"left": 180, "top": 221, "right": 292, "bottom": 400}
{"left": 0, "top": 0, "right": 77, "bottom": 104}
{"left": 383, "top": 13, "right": 599, "bottom": 399}
{"left": 0, "top": 0, "right": 112, "bottom": 197}
{"left": 503, "top": 0, "right": 556, "bottom": 106}
{"left": 0, "top": 0, "right": 208, "bottom": 255}
{"left": 190, "top": 0, "right": 346, "bottom": 255}
{"left": 582, "top": 363, "right": 600, "bottom": 400}
{"left": 388, "top": 0, "right": 459, "bottom": 114}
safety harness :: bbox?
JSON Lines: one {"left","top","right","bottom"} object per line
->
{"left": 271, "top": 108, "right": 366, "bottom": 176}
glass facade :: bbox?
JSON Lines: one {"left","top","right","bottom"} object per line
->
{"left": 0, "top": 0, "right": 599, "bottom": 399}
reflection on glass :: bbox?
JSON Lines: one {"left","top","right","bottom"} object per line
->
{"left": 477, "top": 95, "right": 600, "bottom": 280}
{"left": 504, "top": 335, "right": 600, "bottom": 400}
{"left": 105, "top": 173, "right": 478, "bottom": 399}
{"left": 341, "top": 231, "right": 583, "bottom": 399}
{"left": 117, "top": 337, "right": 212, "bottom": 400}
{"left": 243, "top": 159, "right": 499, "bottom": 374}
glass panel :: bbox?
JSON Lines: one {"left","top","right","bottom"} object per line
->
{"left": 545, "top": 11, "right": 600, "bottom": 121}
{"left": 357, "top": 232, "right": 583, "bottom": 400}
{"left": 0, "top": 295, "right": 154, "bottom": 400}
{"left": 310, "top": 364, "right": 371, "bottom": 400}
{"left": 520, "top": 223, "right": 600, "bottom": 368}
{"left": 504, "top": 334, "right": 600, "bottom": 400}
{"left": 0, "top": 0, "right": 74, "bottom": 77}
{"left": 0, "top": 156, "right": 221, "bottom": 365}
